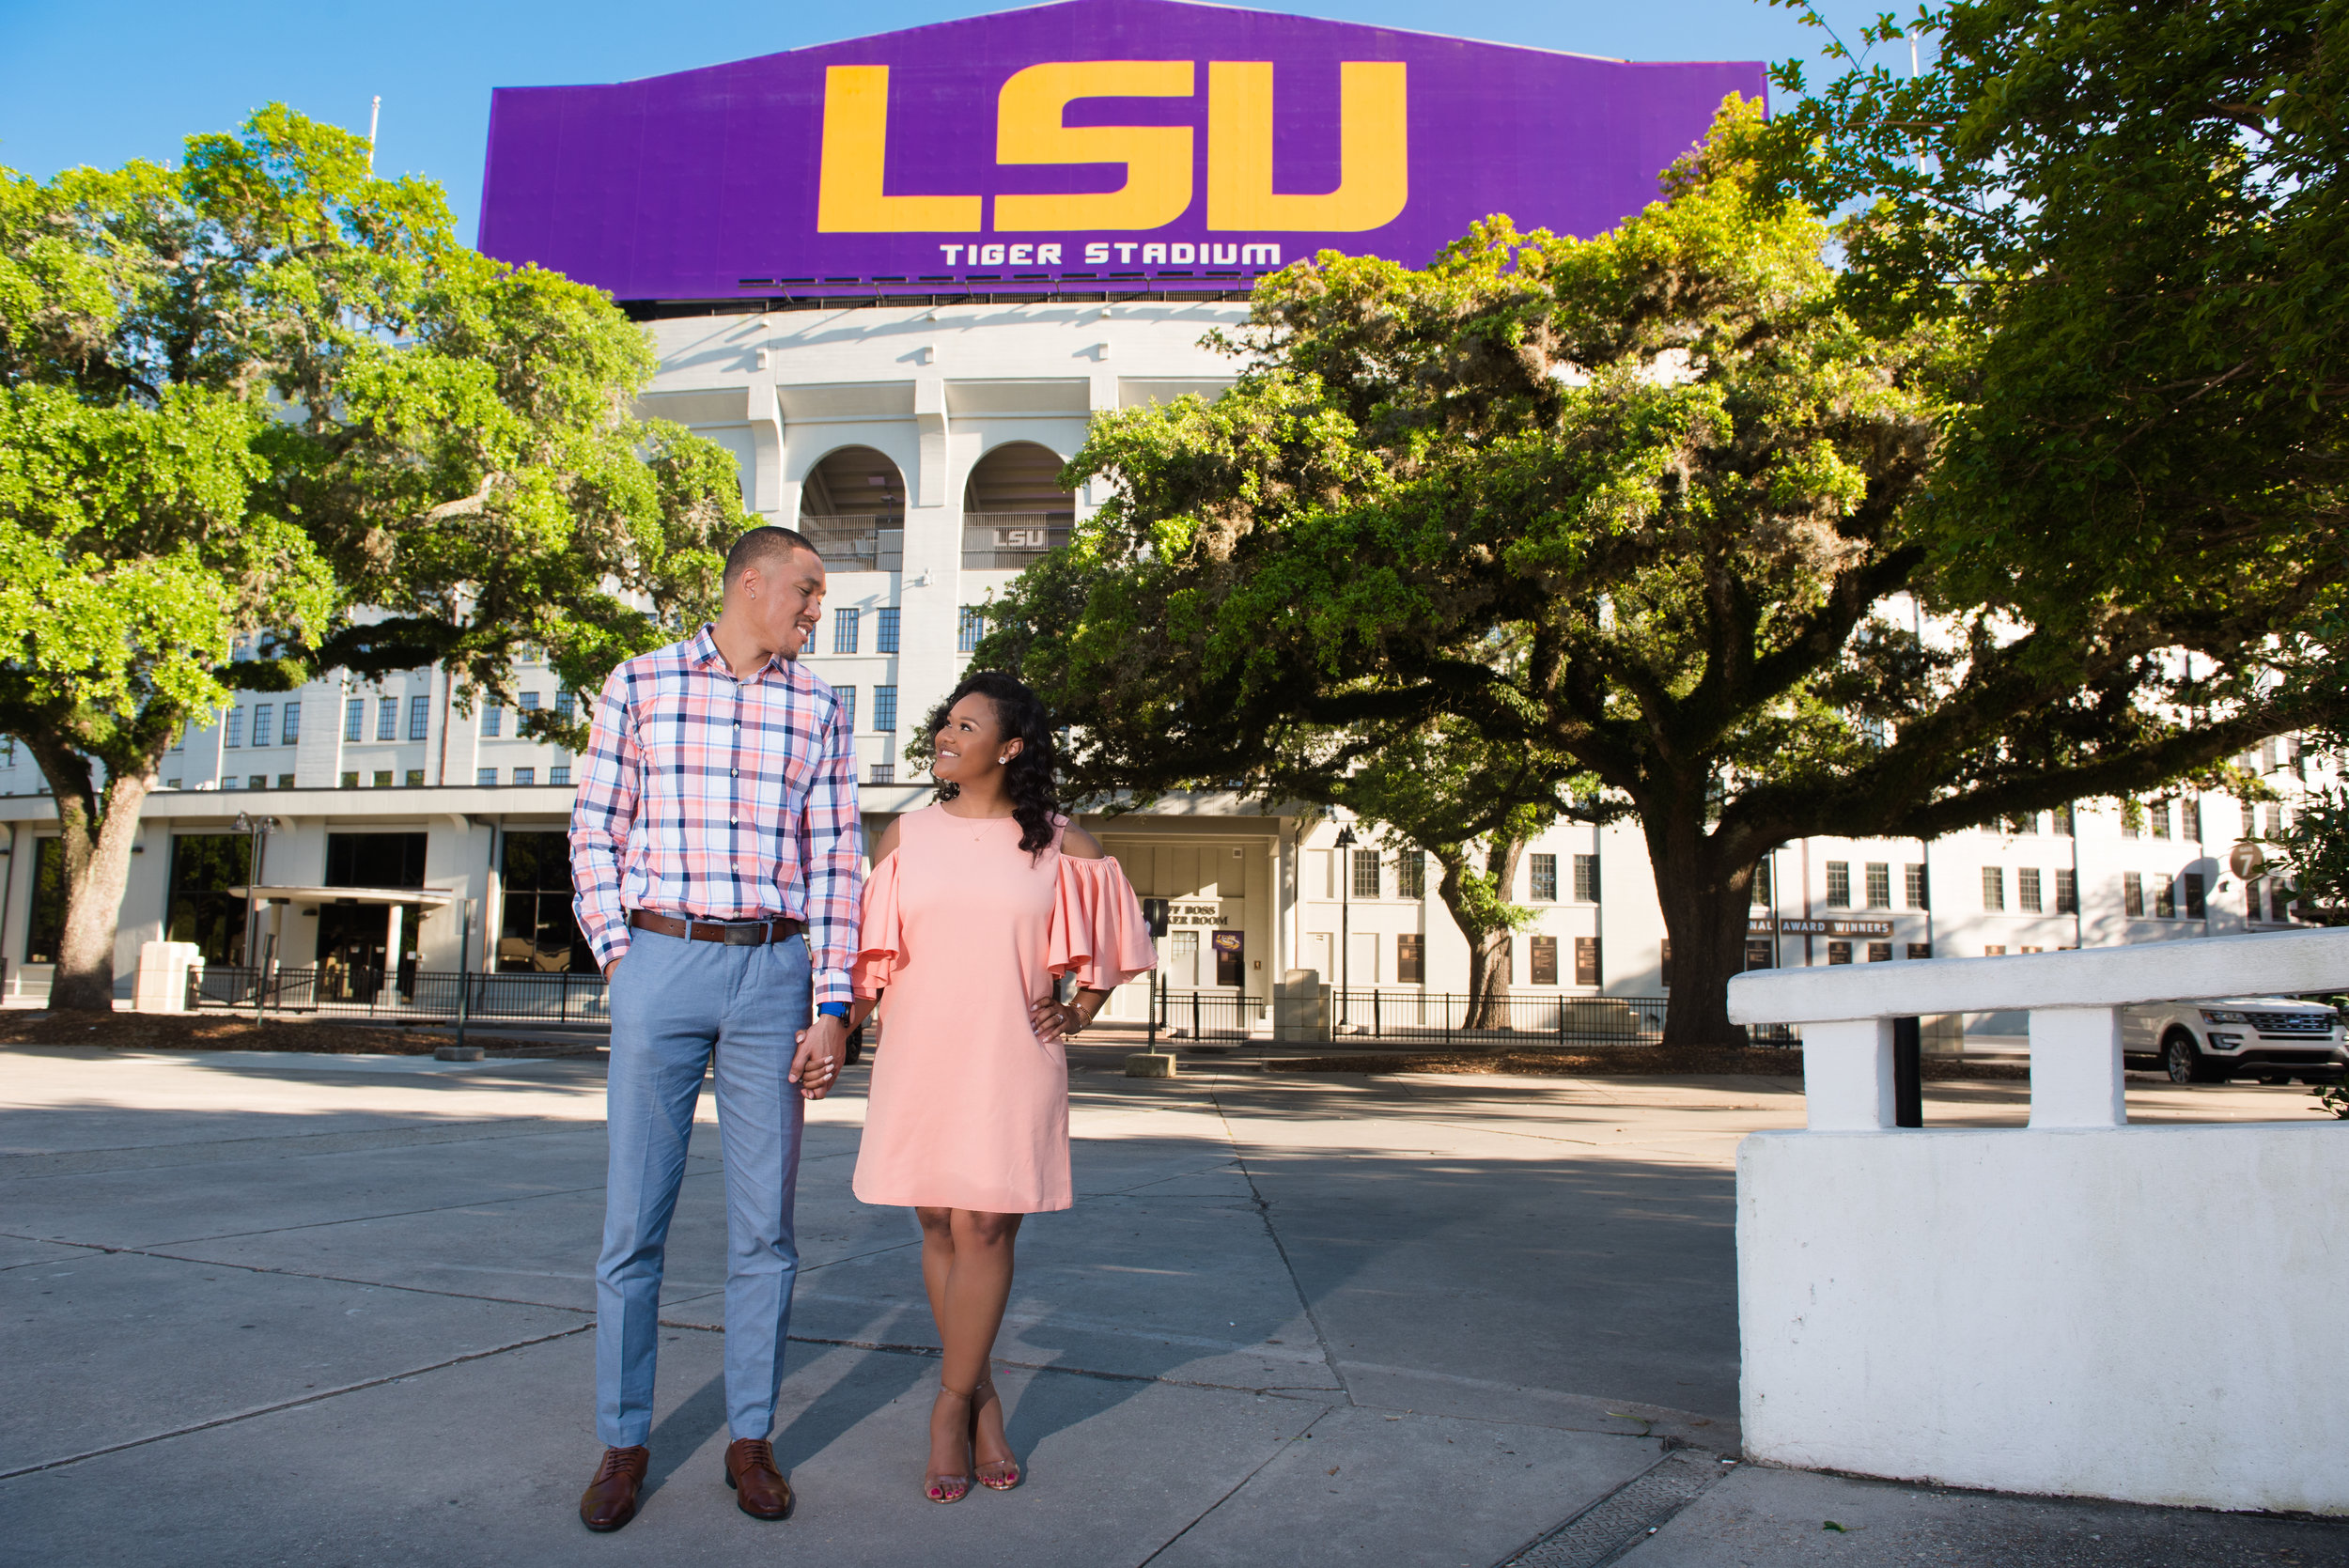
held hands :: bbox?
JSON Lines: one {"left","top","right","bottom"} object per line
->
{"left": 790, "top": 1013, "right": 849, "bottom": 1100}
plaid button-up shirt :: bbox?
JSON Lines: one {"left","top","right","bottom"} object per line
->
{"left": 569, "top": 625, "right": 862, "bottom": 1005}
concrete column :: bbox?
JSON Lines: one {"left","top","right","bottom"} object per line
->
{"left": 379, "top": 903, "right": 406, "bottom": 1005}
{"left": 1802, "top": 1017, "right": 1897, "bottom": 1130}
{"left": 2026, "top": 1005, "right": 2126, "bottom": 1128}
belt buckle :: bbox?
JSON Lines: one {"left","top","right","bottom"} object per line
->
{"left": 722, "top": 922, "right": 765, "bottom": 947}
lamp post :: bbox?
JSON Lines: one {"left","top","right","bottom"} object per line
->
{"left": 232, "top": 812, "right": 278, "bottom": 1016}
{"left": 1333, "top": 824, "right": 1357, "bottom": 1026}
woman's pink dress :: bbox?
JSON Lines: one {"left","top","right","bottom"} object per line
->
{"left": 850, "top": 806, "right": 1157, "bottom": 1213}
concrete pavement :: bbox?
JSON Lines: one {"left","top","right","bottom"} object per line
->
{"left": 3, "top": 1045, "right": 2344, "bottom": 1566}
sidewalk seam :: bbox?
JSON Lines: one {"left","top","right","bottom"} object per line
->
{"left": 1205, "top": 1086, "right": 1356, "bottom": 1406}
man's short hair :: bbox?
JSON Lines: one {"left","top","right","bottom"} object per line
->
{"left": 723, "top": 526, "right": 820, "bottom": 589}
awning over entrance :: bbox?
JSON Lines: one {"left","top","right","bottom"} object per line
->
{"left": 229, "top": 885, "right": 454, "bottom": 908}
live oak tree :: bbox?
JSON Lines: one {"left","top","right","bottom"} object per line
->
{"left": 0, "top": 107, "right": 743, "bottom": 1012}
{"left": 980, "top": 101, "right": 2344, "bottom": 1046}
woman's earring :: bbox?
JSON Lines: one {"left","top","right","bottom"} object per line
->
{"left": 998, "top": 754, "right": 1010, "bottom": 766}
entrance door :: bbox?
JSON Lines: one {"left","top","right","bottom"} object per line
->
{"left": 1213, "top": 930, "right": 1245, "bottom": 987}
{"left": 315, "top": 905, "right": 389, "bottom": 1001}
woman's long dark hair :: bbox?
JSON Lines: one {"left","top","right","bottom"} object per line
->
{"left": 923, "top": 670, "right": 1063, "bottom": 857}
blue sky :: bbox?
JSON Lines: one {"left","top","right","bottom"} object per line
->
{"left": 0, "top": 0, "right": 1913, "bottom": 245}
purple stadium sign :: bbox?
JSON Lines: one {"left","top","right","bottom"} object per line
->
{"left": 478, "top": 0, "right": 1766, "bottom": 303}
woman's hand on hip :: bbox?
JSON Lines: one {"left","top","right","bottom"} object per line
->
{"left": 1030, "top": 991, "right": 1081, "bottom": 1044}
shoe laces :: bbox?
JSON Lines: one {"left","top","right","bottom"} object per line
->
{"left": 734, "top": 1438, "right": 775, "bottom": 1470}
{"left": 596, "top": 1446, "right": 645, "bottom": 1482}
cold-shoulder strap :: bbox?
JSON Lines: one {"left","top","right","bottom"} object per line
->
{"left": 849, "top": 846, "right": 905, "bottom": 1000}
{"left": 1048, "top": 852, "right": 1158, "bottom": 991}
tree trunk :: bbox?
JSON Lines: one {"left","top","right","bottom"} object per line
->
{"left": 1436, "top": 831, "right": 1530, "bottom": 1030}
{"left": 1645, "top": 811, "right": 1765, "bottom": 1049}
{"left": 31, "top": 745, "right": 154, "bottom": 1015}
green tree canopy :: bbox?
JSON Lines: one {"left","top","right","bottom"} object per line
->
{"left": 0, "top": 106, "right": 745, "bottom": 1010}
{"left": 982, "top": 101, "right": 2341, "bottom": 1044}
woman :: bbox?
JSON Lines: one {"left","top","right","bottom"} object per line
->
{"left": 847, "top": 671, "right": 1155, "bottom": 1503}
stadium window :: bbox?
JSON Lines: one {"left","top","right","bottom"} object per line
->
{"left": 276, "top": 774, "right": 294, "bottom": 790}
{"left": 2183, "top": 797, "right": 2202, "bottom": 842}
{"left": 483, "top": 704, "right": 502, "bottom": 737}
{"left": 2184, "top": 871, "right": 2206, "bottom": 919}
{"left": 512, "top": 766, "right": 536, "bottom": 786}
{"left": 1573, "top": 853, "right": 1600, "bottom": 903}
{"left": 1864, "top": 862, "right": 1890, "bottom": 908}
{"left": 549, "top": 765, "right": 570, "bottom": 786}
{"left": 478, "top": 768, "right": 498, "bottom": 787}
{"left": 837, "top": 687, "right": 857, "bottom": 735}
{"left": 2150, "top": 800, "right": 2171, "bottom": 839}
{"left": 555, "top": 690, "right": 574, "bottom": 724}
{"left": 403, "top": 768, "right": 424, "bottom": 788}
{"left": 958, "top": 607, "right": 985, "bottom": 653}
{"left": 870, "top": 763, "right": 895, "bottom": 784}
{"left": 1529, "top": 853, "right": 1557, "bottom": 902}
{"left": 833, "top": 607, "right": 860, "bottom": 654}
{"left": 2018, "top": 867, "right": 2043, "bottom": 912}
{"left": 1396, "top": 853, "right": 1425, "bottom": 900}
{"left": 372, "top": 770, "right": 393, "bottom": 788}
{"left": 1982, "top": 866, "right": 2005, "bottom": 910}
{"left": 340, "top": 771, "right": 359, "bottom": 789}
{"left": 2055, "top": 868, "right": 2078, "bottom": 914}
{"left": 2156, "top": 877, "right": 2177, "bottom": 919}
{"left": 376, "top": 697, "right": 397, "bottom": 741}
{"left": 346, "top": 698, "right": 365, "bottom": 742}
{"left": 408, "top": 695, "right": 430, "bottom": 741}
{"left": 2052, "top": 802, "right": 2075, "bottom": 835}
{"left": 520, "top": 691, "right": 539, "bottom": 713}
{"left": 1906, "top": 863, "right": 1929, "bottom": 909}
{"left": 225, "top": 709, "right": 244, "bottom": 748}
{"left": 874, "top": 685, "right": 898, "bottom": 733}
{"left": 281, "top": 702, "right": 300, "bottom": 744}
{"left": 251, "top": 704, "right": 273, "bottom": 748}
{"left": 876, "top": 607, "right": 901, "bottom": 653}
{"left": 1352, "top": 849, "right": 1380, "bottom": 899}
{"left": 2123, "top": 871, "right": 2144, "bottom": 917}
{"left": 1825, "top": 861, "right": 1851, "bottom": 908}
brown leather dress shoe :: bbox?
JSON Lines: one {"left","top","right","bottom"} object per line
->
{"left": 579, "top": 1445, "right": 649, "bottom": 1532}
{"left": 724, "top": 1437, "right": 794, "bottom": 1520}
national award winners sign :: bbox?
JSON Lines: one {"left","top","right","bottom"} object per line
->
{"left": 478, "top": 0, "right": 1765, "bottom": 303}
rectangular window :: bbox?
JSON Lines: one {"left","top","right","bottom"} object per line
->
{"left": 2018, "top": 866, "right": 2043, "bottom": 912}
{"left": 2155, "top": 877, "right": 2177, "bottom": 919}
{"left": 1828, "top": 940, "right": 1853, "bottom": 965}
{"left": 1396, "top": 933, "right": 1424, "bottom": 984}
{"left": 2055, "top": 868, "right": 2078, "bottom": 914}
{"left": 2184, "top": 871, "right": 2206, "bottom": 920}
{"left": 1867, "top": 941, "right": 1892, "bottom": 963}
{"left": 1351, "top": 848, "right": 1380, "bottom": 899}
{"left": 958, "top": 607, "right": 985, "bottom": 654}
{"left": 833, "top": 607, "right": 861, "bottom": 654}
{"left": 2263, "top": 737, "right": 2279, "bottom": 771}
{"left": 870, "top": 762, "right": 895, "bottom": 784}
{"left": 482, "top": 704, "right": 502, "bottom": 737}
{"left": 1530, "top": 935, "right": 1559, "bottom": 986}
{"left": 251, "top": 704, "right": 273, "bottom": 748}
{"left": 371, "top": 769, "right": 393, "bottom": 788}
{"left": 477, "top": 768, "right": 498, "bottom": 786}
{"left": 345, "top": 698, "right": 365, "bottom": 741}
{"left": 555, "top": 689, "right": 574, "bottom": 724}
{"left": 1397, "top": 853, "right": 1424, "bottom": 900}
{"left": 340, "top": 771, "right": 358, "bottom": 789}
{"left": 2264, "top": 802, "right": 2285, "bottom": 836}
{"left": 1529, "top": 853, "right": 1557, "bottom": 902}
{"left": 2150, "top": 800, "right": 2171, "bottom": 839}
{"left": 24, "top": 839, "right": 63, "bottom": 964}
{"left": 1865, "top": 862, "right": 1890, "bottom": 908}
{"left": 874, "top": 685, "right": 898, "bottom": 732}
{"left": 248, "top": 774, "right": 267, "bottom": 790}
{"left": 876, "top": 607, "right": 901, "bottom": 654}
{"left": 838, "top": 686, "right": 857, "bottom": 735}
{"left": 1982, "top": 865, "right": 2005, "bottom": 910}
{"left": 2183, "top": 797, "right": 2201, "bottom": 843}
{"left": 2123, "top": 871, "right": 2144, "bottom": 918}
{"left": 1826, "top": 861, "right": 1852, "bottom": 908}
{"left": 2006, "top": 813, "right": 2038, "bottom": 835}
{"left": 1906, "top": 863, "right": 1929, "bottom": 909}
{"left": 2242, "top": 799, "right": 2257, "bottom": 838}
{"left": 512, "top": 766, "right": 536, "bottom": 786}
{"left": 520, "top": 691, "right": 539, "bottom": 712}
{"left": 376, "top": 697, "right": 397, "bottom": 741}
{"left": 1983, "top": 944, "right": 2008, "bottom": 956}
{"left": 276, "top": 774, "right": 294, "bottom": 790}
{"left": 1573, "top": 936, "right": 1601, "bottom": 987}
{"left": 281, "top": 702, "right": 300, "bottom": 744}
{"left": 1907, "top": 942, "right": 1933, "bottom": 960}
{"left": 403, "top": 768, "right": 425, "bottom": 788}
{"left": 225, "top": 709, "right": 244, "bottom": 748}
{"left": 497, "top": 830, "right": 596, "bottom": 973}
{"left": 1573, "top": 853, "right": 1600, "bottom": 903}
{"left": 2053, "top": 802, "right": 2075, "bottom": 836}
{"left": 549, "top": 764, "right": 570, "bottom": 786}
{"left": 1751, "top": 861, "right": 1773, "bottom": 906}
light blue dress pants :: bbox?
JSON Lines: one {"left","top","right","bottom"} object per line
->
{"left": 596, "top": 927, "right": 809, "bottom": 1447}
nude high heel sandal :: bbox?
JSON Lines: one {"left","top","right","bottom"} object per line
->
{"left": 972, "top": 1374, "right": 1022, "bottom": 1492}
{"left": 926, "top": 1385, "right": 975, "bottom": 1504}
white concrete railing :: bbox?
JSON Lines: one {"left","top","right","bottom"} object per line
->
{"left": 1728, "top": 924, "right": 2349, "bottom": 1129}
{"left": 1724, "top": 926, "right": 2349, "bottom": 1514}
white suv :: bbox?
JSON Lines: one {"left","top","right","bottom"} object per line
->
{"left": 2120, "top": 996, "right": 2347, "bottom": 1084}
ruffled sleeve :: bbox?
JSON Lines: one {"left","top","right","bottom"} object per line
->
{"left": 850, "top": 849, "right": 905, "bottom": 1000}
{"left": 1049, "top": 853, "right": 1159, "bottom": 991}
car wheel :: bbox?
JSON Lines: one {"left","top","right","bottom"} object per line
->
{"left": 2164, "top": 1030, "right": 2225, "bottom": 1084}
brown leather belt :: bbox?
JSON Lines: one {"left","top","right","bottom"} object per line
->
{"left": 628, "top": 909, "right": 804, "bottom": 946}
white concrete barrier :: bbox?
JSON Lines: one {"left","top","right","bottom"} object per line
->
{"left": 1727, "top": 926, "right": 2349, "bottom": 1513}
{"left": 132, "top": 940, "right": 203, "bottom": 1015}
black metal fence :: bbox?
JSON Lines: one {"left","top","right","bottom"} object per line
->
{"left": 1329, "top": 990, "right": 1674, "bottom": 1046}
{"left": 190, "top": 966, "right": 611, "bottom": 1024}
{"left": 1151, "top": 988, "right": 1261, "bottom": 1042}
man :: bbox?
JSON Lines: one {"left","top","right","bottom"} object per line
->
{"left": 568, "top": 525, "right": 860, "bottom": 1532}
